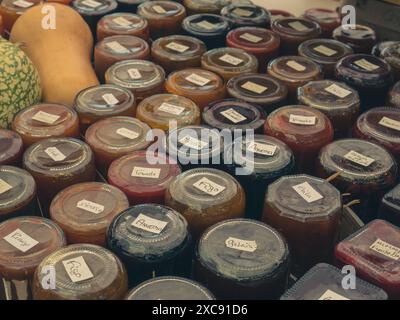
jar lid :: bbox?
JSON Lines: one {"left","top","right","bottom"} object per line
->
{"left": 182, "top": 14, "right": 231, "bottom": 37}
{"left": 333, "top": 24, "right": 377, "bottom": 51}
{"left": 269, "top": 9, "right": 294, "bottom": 21}
{"left": 388, "top": 81, "right": 400, "bottom": 107}
{"left": 382, "top": 42, "right": 400, "bottom": 70}
{"left": 0, "top": 129, "right": 23, "bottom": 166}
{"left": 302, "top": 8, "right": 340, "bottom": 30}
{"left": 226, "top": 27, "right": 280, "bottom": 53}
{"left": 96, "top": 35, "right": 149, "bottom": 57}
{"left": 137, "top": 1, "right": 185, "bottom": 19}
{"left": 72, "top": 0, "right": 117, "bottom": 15}
{"left": 98, "top": 12, "right": 148, "bottom": 32}
{"left": 0, "top": 0, "right": 39, "bottom": 14}
{"left": 298, "top": 39, "right": 353, "bottom": 65}
{"left": 197, "top": 218, "right": 289, "bottom": 281}
{"left": 268, "top": 56, "right": 322, "bottom": 82}
{"left": 271, "top": 17, "right": 321, "bottom": 38}
{"left": 372, "top": 41, "right": 399, "bottom": 57}
{"left": 220, "top": 4, "right": 271, "bottom": 28}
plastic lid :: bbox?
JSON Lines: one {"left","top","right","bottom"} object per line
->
{"left": 197, "top": 218, "right": 289, "bottom": 281}
{"left": 152, "top": 35, "right": 206, "bottom": 62}
{"left": 98, "top": 13, "right": 148, "bottom": 33}
{"left": 333, "top": 24, "right": 377, "bottom": 51}
{"left": 271, "top": 17, "right": 321, "bottom": 38}
{"left": 72, "top": 0, "right": 117, "bottom": 15}
{"left": 137, "top": 1, "right": 185, "bottom": 18}
{"left": 268, "top": 56, "right": 322, "bottom": 83}
{"left": 96, "top": 35, "right": 149, "bottom": 57}
{"left": 182, "top": 14, "right": 231, "bottom": 37}
{"left": 303, "top": 8, "right": 340, "bottom": 30}
{"left": 107, "top": 204, "right": 190, "bottom": 261}
{"left": 298, "top": 39, "right": 353, "bottom": 65}
{"left": 126, "top": 276, "right": 214, "bottom": 300}
{"left": 0, "top": 216, "right": 66, "bottom": 280}
{"left": 220, "top": 4, "right": 271, "bottom": 28}
{"left": 226, "top": 27, "right": 280, "bottom": 53}
{"left": 0, "top": 129, "right": 23, "bottom": 166}
{"left": 388, "top": 81, "right": 400, "bottom": 107}
{"left": 0, "top": 0, "right": 39, "bottom": 13}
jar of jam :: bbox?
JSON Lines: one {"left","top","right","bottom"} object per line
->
{"left": 228, "top": 77, "right": 286, "bottom": 117}
{"left": 201, "top": 47, "right": 258, "bottom": 82}
{"left": 372, "top": 41, "right": 399, "bottom": 57}
{"left": 107, "top": 204, "right": 192, "bottom": 286}
{"left": 381, "top": 42, "right": 400, "bottom": 81}
{"left": 224, "top": 135, "right": 295, "bottom": 220}
{"left": 94, "top": 35, "right": 150, "bottom": 82}
{"left": 23, "top": 138, "right": 96, "bottom": 211}
{"left": 335, "top": 219, "right": 400, "bottom": 299}
{"left": 302, "top": 8, "right": 341, "bottom": 38}
{"left": 267, "top": 56, "right": 323, "bottom": 102}
{"left": 333, "top": 24, "right": 377, "bottom": 54}
{"left": 136, "top": 94, "right": 201, "bottom": 132}
{"left": 0, "top": 129, "right": 23, "bottom": 166}
{"left": 183, "top": 0, "right": 251, "bottom": 15}
{"left": 74, "top": 84, "right": 136, "bottom": 132}
{"left": 181, "top": 14, "right": 232, "bottom": 50}
{"left": 0, "top": 217, "right": 65, "bottom": 300}
{"left": 388, "top": 81, "right": 400, "bottom": 107}
{"left": 96, "top": 13, "right": 150, "bottom": 42}
{"left": 115, "top": 0, "right": 146, "bottom": 12}
{"left": 316, "top": 139, "right": 398, "bottom": 222}
{"left": 126, "top": 276, "right": 215, "bottom": 300}
{"left": 298, "top": 80, "right": 360, "bottom": 138}
{"left": 271, "top": 18, "right": 321, "bottom": 55}
{"left": 194, "top": 218, "right": 290, "bottom": 299}
{"left": 226, "top": 27, "right": 280, "bottom": 72}
{"left": 380, "top": 184, "right": 400, "bottom": 227}
{"left": 0, "top": 166, "right": 36, "bottom": 222}
{"left": 281, "top": 263, "right": 388, "bottom": 300}
{"left": 32, "top": 244, "right": 128, "bottom": 300}
{"left": 165, "top": 168, "right": 245, "bottom": 238}
{"left": 298, "top": 39, "right": 353, "bottom": 78}
{"left": 269, "top": 9, "right": 294, "bottom": 22}
{"left": 220, "top": 4, "right": 271, "bottom": 29}
{"left": 151, "top": 35, "right": 207, "bottom": 74}
{"left": 0, "top": 0, "right": 40, "bottom": 32}
{"left": 202, "top": 98, "right": 266, "bottom": 133}
{"left": 85, "top": 116, "right": 152, "bottom": 174}
{"left": 137, "top": 1, "right": 186, "bottom": 39}
{"left": 12, "top": 103, "right": 80, "bottom": 148}
{"left": 165, "top": 68, "right": 226, "bottom": 109}
{"left": 264, "top": 105, "right": 334, "bottom": 173}
{"left": 105, "top": 60, "right": 166, "bottom": 103}
{"left": 108, "top": 151, "right": 181, "bottom": 205}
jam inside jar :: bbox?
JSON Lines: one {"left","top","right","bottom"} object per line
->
{"left": 0, "top": 129, "right": 23, "bottom": 166}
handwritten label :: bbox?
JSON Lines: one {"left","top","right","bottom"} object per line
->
{"left": 62, "top": 256, "right": 94, "bottom": 283}
{"left": 127, "top": 68, "right": 142, "bottom": 80}
{"left": 179, "top": 135, "right": 208, "bottom": 150}
{"left": 193, "top": 177, "right": 225, "bottom": 196}
{"left": 131, "top": 166, "right": 161, "bottom": 179}
{"left": 77, "top": 199, "right": 104, "bottom": 214}
{"left": 13, "top": 0, "right": 33, "bottom": 8}
{"left": 370, "top": 238, "right": 400, "bottom": 260}
{"left": 112, "top": 16, "right": 132, "bottom": 27}
{"left": 219, "top": 54, "right": 243, "bottom": 66}
{"left": 344, "top": 150, "right": 375, "bottom": 167}
{"left": 241, "top": 81, "right": 267, "bottom": 94}
{"left": 289, "top": 114, "right": 316, "bottom": 126}
{"left": 220, "top": 108, "right": 247, "bottom": 123}
{"left": 102, "top": 93, "right": 119, "bottom": 105}
{"left": 32, "top": 111, "right": 60, "bottom": 124}
{"left": 286, "top": 60, "right": 306, "bottom": 72}
{"left": 247, "top": 142, "right": 277, "bottom": 156}
{"left": 106, "top": 41, "right": 130, "bottom": 53}
{"left": 3, "top": 229, "right": 39, "bottom": 253}
{"left": 325, "top": 84, "right": 352, "bottom": 98}
{"left": 313, "top": 45, "right": 337, "bottom": 57}
{"left": 81, "top": 0, "right": 102, "bottom": 8}
{"left": 318, "top": 290, "right": 350, "bottom": 300}
{"left": 166, "top": 42, "right": 190, "bottom": 53}
{"left": 0, "top": 178, "right": 13, "bottom": 195}
{"left": 158, "top": 102, "right": 185, "bottom": 115}
{"left": 379, "top": 116, "right": 400, "bottom": 131}
{"left": 131, "top": 213, "right": 168, "bottom": 234}
{"left": 288, "top": 21, "right": 309, "bottom": 31}
{"left": 239, "top": 32, "right": 263, "bottom": 43}
{"left": 232, "top": 8, "right": 253, "bottom": 17}
{"left": 152, "top": 5, "right": 166, "bottom": 14}
{"left": 185, "top": 73, "right": 211, "bottom": 87}
{"left": 45, "top": 147, "right": 66, "bottom": 162}
{"left": 196, "top": 20, "right": 215, "bottom": 30}
{"left": 116, "top": 127, "right": 139, "bottom": 140}
{"left": 225, "top": 237, "right": 257, "bottom": 253}
{"left": 354, "top": 59, "right": 380, "bottom": 71}
{"left": 293, "top": 181, "right": 323, "bottom": 203}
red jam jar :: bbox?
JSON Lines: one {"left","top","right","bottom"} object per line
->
{"left": 226, "top": 27, "right": 280, "bottom": 72}
{"left": 194, "top": 218, "right": 290, "bottom": 299}
{"left": 50, "top": 182, "right": 129, "bottom": 246}
{"left": 302, "top": 8, "right": 341, "bottom": 38}
{"left": 333, "top": 24, "right": 377, "bottom": 54}
{"left": 96, "top": 13, "right": 150, "bottom": 42}
{"left": 298, "top": 80, "right": 360, "bottom": 138}
{"left": 0, "top": 129, "right": 23, "bottom": 166}
{"left": 227, "top": 73, "right": 288, "bottom": 113}
{"left": 335, "top": 219, "right": 400, "bottom": 299}
{"left": 381, "top": 42, "right": 400, "bottom": 81}
{"left": 269, "top": 9, "right": 294, "bottom": 22}
{"left": 0, "top": 0, "right": 40, "bottom": 33}
{"left": 94, "top": 35, "right": 150, "bottom": 81}
{"left": 271, "top": 17, "right": 321, "bottom": 55}
{"left": 388, "top": 81, "right": 400, "bottom": 107}
{"left": 267, "top": 56, "right": 323, "bottom": 102}
{"left": 74, "top": 84, "right": 136, "bottom": 132}
{"left": 151, "top": 35, "right": 207, "bottom": 74}
{"left": 263, "top": 174, "right": 342, "bottom": 275}
{"left": 316, "top": 139, "right": 398, "bottom": 222}
{"left": 105, "top": 60, "right": 166, "bottom": 103}
{"left": 380, "top": 184, "right": 400, "bottom": 227}
{"left": 137, "top": 1, "right": 186, "bottom": 39}
{"left": 108, "top": 150, "right": 181, "bottom": 205}
{"left": 85, "top": 116, "right": 152, "bottom": 174}
{"left": 264, "top": 105, "right": 334, "bottom": 173}
{"left": 12, "top": 103, "right": 80, "bottom": 148}
{"left": 220, "top": 4, "right": 271, "bottom": 29}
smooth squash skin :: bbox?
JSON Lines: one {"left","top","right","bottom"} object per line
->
{"left": 10, "top": 3, "right": 99, "bottom": 106}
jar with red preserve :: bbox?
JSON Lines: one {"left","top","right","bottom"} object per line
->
{"left": 302, "top": 8, "right": 340, "bottom": 38}
{"left": 0, "top": 0, "right": 40, "bottom": 33}
{"left": 0, "top": 129, "right": 23, "bottom": 166}
{"left": 333, "top": 24, "right": 377, "bottom": 54}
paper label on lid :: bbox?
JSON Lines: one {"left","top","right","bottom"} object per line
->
{"left": 32, "top": 111, "right": 60, "bottom": 124}
{"left": 158, "top": 102, "right": 185, "bottom": 115}
{"left": 77, "top": 199, "right": 105, "bottom": 214}
{"left": 313, "top": 45, "right": 337, "bottom": 57}
{"left": 232, "top": 8, "right": 253, "bottom": 17}
{"left": 13, "top": 0, "right": 33, "bottom": 8}
{"left": 225, "top": 237, "right": 257, "bottom": 253}
{"left": 370, "top": 238, "right": 400, "bottom": 260}
{"left": 288, "top": 21, "right": 309, "bottom": 31}
{"left": 106, "top": 41, "right": 130, "bottom": 53}
{"left": 0, "top": 178, "right": 13, "bottom": 195}
{"left": 102, "top": 93, "right": 119, "bottom": 105}
{"left": 179, "top": 135, "right": 208, "bottom": 150}
{"left": 127, "top": 68, "right": 142, "bottom": 80}
{"left": 131, "top": 166, "right": 161, "bottom": 179}
{"left": 45, "top": 147, "right": 66, "bottom": 162}
{"left": 318, "top": 290, "right": 350, "bottom": 300}
{"left": 293, "top": 181, "right": 323, "bottom": 203}
{"left": 185, "top": 73, "right": 211, "bottom": 87}
{"left": 62, "top": 256, "right": 94, "bottom": 283}
{"left": 3, "top": 229, "right": 39, "bottom": 253}
{"left": 219, "top": 54, "right": 243, "bottom": 66}
{"left": 286, "top": 60, "right": 306, "bottom": 72}
{"left": 196, "top": 20, "right": 216, "bottom": 30}
{"left": 344, "top": 150, "right": 375, "bottom": 167}
{"left": 239, "top": 32, "right": 263, "bottom": 43}
{"left": 81, "top": 0, "right": 101, "bottom": 8}
{"left": 289, "top": 114, "right": 316, "bottom": 126}
{"left": 116, "top": 127, "right": 139, "bottom": 140}
{"left": 152, "top": 5, "right": 167, "bottom": 14}
{"left": 193, "top": 177, "right": 226, "bottom": 196}
{"left": 220, "top": 108, "right": 247, "bottom": 123}
{"left": 379, "top": 116, "right": 400, "bottom": 131}
{"left": 324, "top": 84, "right": 352, "bottom": 98}
{"left": 131, "top": 213, "right": 168, "bottom": 234}
{"left": 354, "top": 59, "right": 380, "bottom": 71}
{"left": 241, "top": 81, "right": 267, "bottom": 94}
{"left": 247, "top": 141, "right": 277, "bottom": 156}
{"left": 112, "top": 16, "right": 133, "bottom": 27}
{"left": 165, "top": 42, "right": 190, "bottom": 53}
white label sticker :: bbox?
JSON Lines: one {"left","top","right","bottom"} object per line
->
{"left": 102, "top": 93, "right": 119, "bottom": 105}
{"left": 165, "top": 42, "right": 190, "bottom": 53}
{"left": 152, "top": 5, "right": 166, "bottom": 14}
{"left": 293, "top": 181, "right": 323, "bottom": 203}
{"left": 106, "top": 41, "right": 130, "bottom": 53}
{"left": 288, "top": 21, "right": 309, "bottom": 31}
{"left": 219, "top": 54, "right": 243, "bottom": 66}
{"left": 185, "top": 73, "right": 211, "bottom": 87}
{"left": 196, "top": 20, "right": 215, "bottom": 30}
{"left": 179, "top": 135, "right": 208, "bottom": 150}
{"left": 193, "top": 177, "right": 226, "bottom": 196}
{"left": 247, "top": 142, "right": 277, "bottom": 156}
{"left": 3, "top": 228, "right": 39, "bottom": 253}
{"left": 77, "top": 199, "right": 105, "bottom": 214}
{"left": 131, "top": 213, "right": 168, "bottom": 234}
{"left": 158, "top": 102, "right": 185, "bottom": 115}
{"left": 370, "top": 238, "right": 400, "bottom": 260}
{"left": 82, "top": 0, "right": 101, "bottom": 8}
{"left": 0, "top": 178, "right": 13, "bottom": 195}
{"left": 344, "top": 150, "right": 375, "bottom": 167}
{"left": 45, "top": 147, "right": 66, "bottom": 162}
{"left": 220, "top": 108, "right": 247, "bottom": 123}
{"left": 62, "top": 256, "right": 94, "bottom": 283}
{"left": 13, "top": 0, "right": 33, "bottom": 8}
{"left": 127, "top": 68, "right": 142, "bottom": 80}
{"left": 379, "top": 116, "right": 400, "bottom": 131}
{"left": 354, "top": 59, "right": 380, "bottom": 71}
{"left": 318, "top": 290, "right": 350, "bottom": 300}
{"left": 239, "top": 32, "right": 263, "bottom": 43}
{"left": 313, "top": 45, "right": 337, "bottom": 57}
{"left": 289, "top": 114, "right": 316, "bottom": 126}
{"left": 112, "top": 16, "right": 132, "bottom": 27}
{"left": 241, "top": 81, "right": 267, "bottom": 94}
{"left": 32, "top": 111, "right": 60, "bottom": 124}
{"left": 286, "top": 60, "right": 306, "bottom": 72}
{"left": 324, "top": 84, "right": 352, "bottom": 98}
{"left": 233, "top": 8, "right": 253, "bottom": 17}
{"left": 116, "top": 127, "right": 139, "bottom": 140}
{"left": 225, "top": 237, "right": 257, "bottom": 253}
{"left": 131, "top": 166, "right": 161, "bottom": 179}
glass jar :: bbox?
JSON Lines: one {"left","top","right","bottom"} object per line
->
{"left": 220, "top": 4, "right": 271, "bottom": 29}
{"left": 381, "top": 42, "right": 400, "bottom": 81}
{"left": 333, "top": 24, "right": 377, "bottom": 54}
{"left": 388, "top": 81, "right": 400, "bottom": 107}
{"left": 380, "top": 184, "right": 400, "bottom": 227}
{"left": 269, "top": 9, "right": 294, "bottom": 22}
{"left": 0, "top": 0, "right": 40, "bottom": 32}
{"left": 183, "top": 0, "right": 251, "bottom": 15}
{"left": 372, "top": 41, "right": 399, "bottom": 57}
{"left": 302, "top": 8, "right": 341, "bottom": 38}
{"left": 0, "top": 129, "right": 23, "bottom": 166}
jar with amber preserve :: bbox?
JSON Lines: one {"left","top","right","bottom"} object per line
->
{"left": 333, "top": 24, "right": 377, "bottom": 53}
{"left": 302, "top": 8, "right": 340, "bottom": 38}
{"left": 220, "top": 4, "right": 271, "bottom": 29}
{"left": 0, "top": 129, "right": 23, "bottom": 166}
{"left": 0, "top": 0, "right": 40, "bottom": 32}
{"left": 194, "top": 219, "right": 290, "bottom": 299}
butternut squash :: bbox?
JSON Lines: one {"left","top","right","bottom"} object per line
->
{"left": 10, "top": 3, "right": 99, "bottom": 106}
